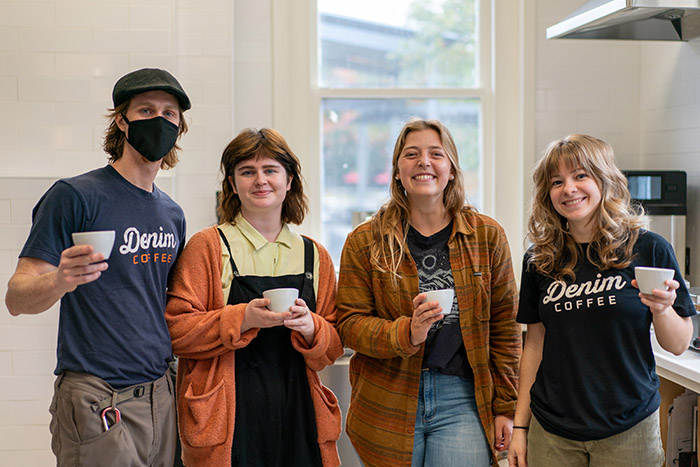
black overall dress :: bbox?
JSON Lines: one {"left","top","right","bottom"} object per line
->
{"left": 218, "top": 229, "right": 323, "bottom": 467}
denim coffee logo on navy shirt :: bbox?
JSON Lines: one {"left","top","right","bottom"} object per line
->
{"left": 542, "top": 273, "right": 626, "bottom": 312}
{"left": 118, "top": 226, "right": 178, "bottom": 265}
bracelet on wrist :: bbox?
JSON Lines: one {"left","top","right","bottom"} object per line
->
{"left": 513, "top": 425, "right": 529, "bottom": 430}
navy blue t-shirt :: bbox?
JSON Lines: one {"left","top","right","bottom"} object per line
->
{"left": 517, "top": 230, "right": 696, "bottom": 441}
{"left": 20, "top": 165, "right": 186, "bottom": 387}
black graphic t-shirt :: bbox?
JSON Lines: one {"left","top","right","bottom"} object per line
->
{"left": 407, "top": 221, "right": 472, "bottom": 379}
{"left": 518, "top": 230, "right": 696, "bottom": 441}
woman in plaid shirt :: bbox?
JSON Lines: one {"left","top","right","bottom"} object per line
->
{"left": 337, "top": 118, "right": 521, "bottom": 467}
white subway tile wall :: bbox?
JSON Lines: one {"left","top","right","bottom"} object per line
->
{"left": 0, "top": 0, "right": 243, "bottom": 463}
{"left": 535, "top": 0, "right": 642, "bottom": 162}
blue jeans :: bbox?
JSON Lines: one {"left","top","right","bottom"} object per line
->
{"left": 411, "top": 369, "right": 491, "bottom": 467}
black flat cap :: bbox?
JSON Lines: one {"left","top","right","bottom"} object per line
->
{"left": 112, "top": 68, "right": 191, "bottom": 110}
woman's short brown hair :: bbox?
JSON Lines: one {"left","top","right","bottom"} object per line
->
{"left": 217, "top": 128, "right": 309, "bottom": 225}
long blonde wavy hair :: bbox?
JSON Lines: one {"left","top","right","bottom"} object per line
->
{"left": 369, "top": 118, "right": 471, "bottom": 283}
{"left": 527, "top": 134, "right": 645, "bottom": 281}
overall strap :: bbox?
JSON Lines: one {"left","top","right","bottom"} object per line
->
{"left": 217, "top": 227, "right": 240, "bottom": 277}
{"left": 301, "top": 236, "right": 316, "bottom": 311}
{"left": 302, "top": 236, "right": 314, "bottom": 283}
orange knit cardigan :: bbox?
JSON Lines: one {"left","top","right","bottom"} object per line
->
{"left": 165, "top": 226, "right": 343, "bottom": 467}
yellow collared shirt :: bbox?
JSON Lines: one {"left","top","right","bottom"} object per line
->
{"left": 219, "top": 214, "right": 319, "bottom": 303}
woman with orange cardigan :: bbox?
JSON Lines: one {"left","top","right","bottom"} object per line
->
{"left": 165, "top": 128, "right": 343, "bottom": 467}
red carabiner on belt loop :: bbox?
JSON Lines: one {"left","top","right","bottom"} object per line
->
{"left": 101, "top": 406, "right": 121, "bottom": 431}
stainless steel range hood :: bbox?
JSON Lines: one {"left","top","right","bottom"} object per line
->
{"left": 546, "top": 0, "right": 700, "bottom": 41}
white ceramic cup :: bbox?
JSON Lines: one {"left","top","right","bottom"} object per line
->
{"left": 72, "top": 230, "right": 116, "bottom": 260}
{"left": 422, "top": 289, "right": 455, "bottom": 315}
{"left": 634, "top": 266, "right": 675, "bottom": 294}
{"left": 263, "top": 287, "right": 299, "bottom": 313}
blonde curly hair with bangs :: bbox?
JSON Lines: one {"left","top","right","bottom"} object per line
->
{"left": 370, "top": 118, "right": 472, "bottom": 283}
{"left": 527, "top": 134, "right": 646, "bottom": 281}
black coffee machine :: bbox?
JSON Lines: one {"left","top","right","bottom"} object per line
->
{"left": 623, "top": 171, "right": 699, "bottom": 351}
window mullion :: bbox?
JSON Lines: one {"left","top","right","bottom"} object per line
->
{"left": 318, "top": 88, "right": 489, "bottom": 100}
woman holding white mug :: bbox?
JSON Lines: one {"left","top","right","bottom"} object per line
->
{"left": 336, "top": 118, "right": 521, "bottom": 467}
{"left": 508, "top": 134, "right": 696, "bottom": 467}
{"left": 165, "top": 128, "right": 343, "bottom": 467}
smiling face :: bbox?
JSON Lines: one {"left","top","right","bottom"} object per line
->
{"left": 549, "top": 161, "right": 602, "bottom": 241}
{"left": 396, "top": 129, "right": 454, "bottom": 206}
{"left": 230, "top": 156, "right": 292, "bottom": 219}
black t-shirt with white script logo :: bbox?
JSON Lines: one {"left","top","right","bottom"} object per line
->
{"left": 518, "top": 230, "right": 696, "bottom": 441}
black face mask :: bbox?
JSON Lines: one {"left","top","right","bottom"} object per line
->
{"left": 122, "top": 115, "right": 179, "bottom": 162}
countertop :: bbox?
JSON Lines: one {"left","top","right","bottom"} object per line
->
{"left": 653, "top": 333, "right": 700, "bottom": 393}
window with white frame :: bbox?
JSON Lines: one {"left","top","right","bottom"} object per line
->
{"left": 272, "top": 0, "right": 527, "bottom": 268}
{"left": 318, "top": 0, "right": 485, "bottom": 264}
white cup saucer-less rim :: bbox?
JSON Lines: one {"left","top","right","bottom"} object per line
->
{"left": 71, "top": 230, "right": 116, "bottom": 259}
{"left": 262, "top": 287, "right": 299, "bottom": 312}
{"left": 634, "top": 266, "right": 675, "bottom": 294}
{"left": 422, "top": 289, "right": 455, "bottom": 315}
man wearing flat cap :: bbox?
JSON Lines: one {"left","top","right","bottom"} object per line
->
{"left": 5, "top": 68, "right": 191, "bottom": 466}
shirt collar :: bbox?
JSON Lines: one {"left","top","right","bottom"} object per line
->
{"left": 453, "top": 209, "right": 474, "bottom": 237}
{"left": 233, "top": 213, "right": 294, "bottom": 251}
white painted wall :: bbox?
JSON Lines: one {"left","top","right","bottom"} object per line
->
{"left": 534, "top": 0, "right": 642, "bottom": 170}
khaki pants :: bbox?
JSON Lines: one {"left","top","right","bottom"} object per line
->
{"left": 49, "top": 371, "right": 177, "bottom": 467}
{"left": 527, "top": 409, "right": 665, "bottom": 467}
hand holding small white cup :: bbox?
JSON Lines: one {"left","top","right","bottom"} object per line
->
{"left": 53, "top": 230, "right": 115, "bottom": 292}
{"left": 633, "top": 266, "right": 678, "bottom": 315}
{"left": 410, "top": 289, "right": 454, "bottom": 346}
{"left": 634, "top": 266, "right": 674, "bottom": 294}
{"left": 284, "top": 297, "right": 316, "bottom": 345}
{"left": 422, "top": 289, "right": 455, "bottom": 315}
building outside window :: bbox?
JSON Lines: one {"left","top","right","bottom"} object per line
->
{"left": 318, "top": 0, "right": 483, "bottom": 264}
{"left": 272, "top": 0, "right": 527, "bottom": 268}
